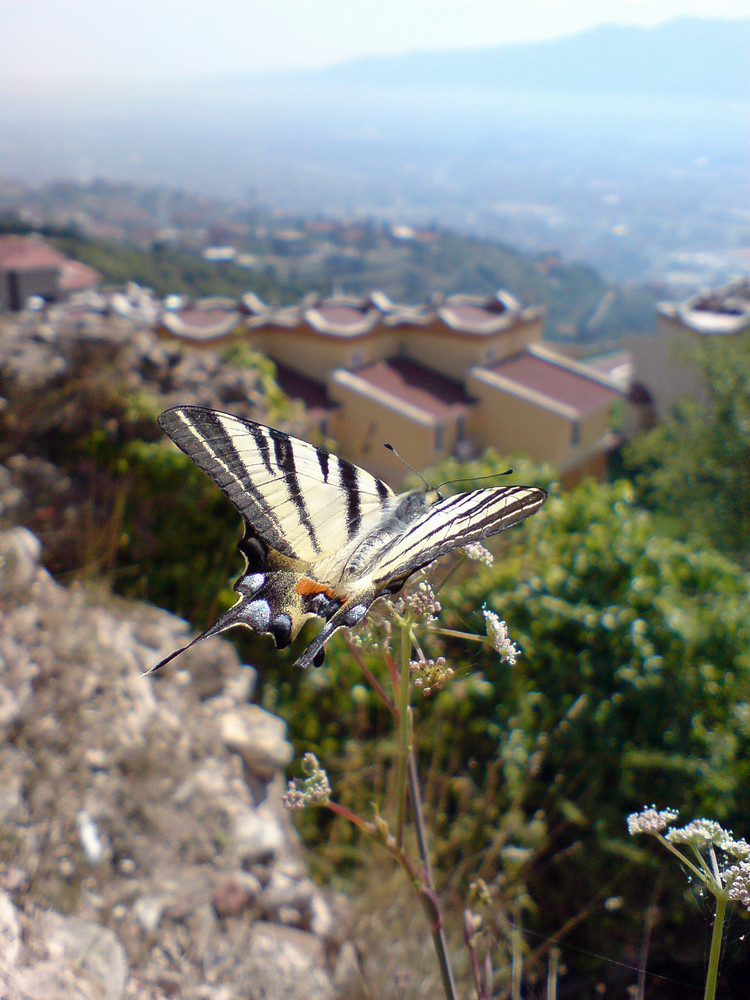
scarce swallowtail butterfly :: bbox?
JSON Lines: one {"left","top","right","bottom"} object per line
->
{"left": 150, "top": 406, "right": 547, "bottom": 672}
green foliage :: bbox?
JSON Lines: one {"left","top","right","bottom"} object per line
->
{"left": 626, "top": 334, "right": 750, "bottom": 558}
{"left": 89, "top": 435, "right": 242, "bottom": 622}
{"left": 267, "top": 472, "right": 750, "bottom": 984}
{"left": 1, "top": 215, "right": 656, "bottom": 342}
{"left": 48, "top": 233, "right": 307, "bottom": 304}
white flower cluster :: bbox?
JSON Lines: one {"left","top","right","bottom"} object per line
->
{"left": 666, "top": 818, "right": 727, "bottom": 847}
{"left": 725, "top": 861, "right": 750, "bottom": 909}
{"left": 463, "top": 541, "right": 494, "bottom": 566}
{"left": 282, "top": 753, "right": 331, "bottom": 812}
{"left": 626, "top": 807, "right": 680, "bottom": 835}
{"left": 395, "top": 579, "right": 442, "bottom": 624}
{"left": 410, "top": 655, "right": 454, "bottom": 696}
{"left": 483, "top": 609, "right": 521, "bottom": 665}
{"left": 627, "top": 808, "right": 750, "bottom": 911}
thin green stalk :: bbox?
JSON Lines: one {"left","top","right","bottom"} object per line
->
{"left": 704, "top": 893, "right": 728, "bottom": 1000}
{"left": 394, "top": 616, "right": 412, "bottom": 848}
{"left": 547, "top": 946, "right": 560, "bottom": 1000}
{"left": 392, "top": 614, "right": 458, "bottom": 1000}
{"left": 408, "top": 751, "right": 459, "bottom": 1000}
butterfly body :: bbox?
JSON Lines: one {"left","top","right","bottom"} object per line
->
{"left": 151, "top": 406, "right": 546, "bottom": 671}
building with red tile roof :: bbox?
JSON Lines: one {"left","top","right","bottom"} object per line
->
{"left": 156, "top": 285, "right": 620, "bottom": 482}
{"left": 0, "top": 235, "right": 99, "bottom": 311}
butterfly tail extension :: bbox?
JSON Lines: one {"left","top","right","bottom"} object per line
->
{"left": 146, "top": 597, "right": 252, "bottom": 674}
{"left": 294, "top": 592, "right": 379, "bottom": 670}
{"left": 148, "top": 569, "right": 312, "bottom": 673}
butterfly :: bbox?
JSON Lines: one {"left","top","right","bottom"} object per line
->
{"left": 150, "top": 406, "right": 547, "bottom": 671}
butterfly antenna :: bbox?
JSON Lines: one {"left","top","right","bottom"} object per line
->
{"left": 436, "top": 469, "right": 513, "bottom": 491}
{"left": 384, "top": 443, "right": 430, "bottom": 490}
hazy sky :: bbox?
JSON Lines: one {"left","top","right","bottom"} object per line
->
{"left": 2, "top": 0, "right": 747, "bottom": 81}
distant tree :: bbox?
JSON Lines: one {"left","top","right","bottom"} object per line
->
{"left": 625, "top": 334, "right": 750, "bottom": 558}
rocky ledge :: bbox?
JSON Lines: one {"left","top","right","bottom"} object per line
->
{"left": 0, "top": 527, "right": 361, "bottom": 999}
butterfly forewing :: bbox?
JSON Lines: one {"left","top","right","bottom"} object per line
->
{"left": 158, "top": 406, "right": 395, "bottom": 562}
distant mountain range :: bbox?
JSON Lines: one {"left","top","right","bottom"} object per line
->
{"left": 289, "top": 17, "right": 748, "bottom": 99}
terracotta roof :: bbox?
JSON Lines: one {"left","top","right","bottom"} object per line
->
{"left": 159, "top": 306, "right": 241, "bottom": 340}
{"left": 584, "top": 350, "right": 632, "bottom": 389}
{"left": 0, "top": 235, "right": 66, "bottom": 271}
{"left": 437, "top": 289, "right": 533, "bottom": 335}
{"left": 303, "top": 296, "right": 381, "bottom": 336}
{"left": 275, "top": 364, "right": 336, "bottom": 416}
{"left": 239, "top": 291, "right": 270, "bottom": 316}
{"left": 339, "top": 358, "right": 474, "bottom": 421}
{"left": 483, "top": 350, "right": 620, "bottom": 415}
{"left": 58, "top": 259, "right": 100, "bottom": 292}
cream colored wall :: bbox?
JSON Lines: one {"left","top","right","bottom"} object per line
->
{"left": 466, "top": 382, "right": 571, "bottom": 464}
{"left": 261, "top": 328, "right": 396, "bottom": 380}
{"left": 327, "top": 380, "right": 461, "bottom": 483}
{"left": 578, "top": 406, "right": 613, "bottom": 452}
{"left": 626, "top": 315, "right": 706, "bottom": 418}
{"left": 402, "top": 315, "right": 543, "bottom": 379}
{"left": 466, "top": 372, "right": 614, "bottom": 470}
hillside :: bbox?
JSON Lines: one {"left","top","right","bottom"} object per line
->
{"left": 301, "top": 17, "right": 749, "bottom": 98}
{"left": 36, "top": 223, "right": 658, "bottom": 344}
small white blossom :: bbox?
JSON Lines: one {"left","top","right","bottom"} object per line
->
{"left": 410, "top": 655, "right": 454, "bottom": 696}
{"left": 725, "top": 860, "right": 750, "bottom": 910}
{"left": 397, "top": 579, "right": 441, "bottom": 623}
{"left": 463, "top": 541, "right": 494, "bottom": 566}
{"left": 666, "top": 819, "right": 727, "bottom": 847}
{"left": 483, "top": 609, "right": 521, "bottom": 664}
{"left": 721, "top": 837, "right": 750, "bottom": 859}
{"left": 627, "top": 807, "right": 679, "bottom": 835}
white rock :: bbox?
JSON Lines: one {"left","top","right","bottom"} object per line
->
{"left": 0, "top": 888, "right": 21, "bottom": 968}
{"left": 230, "top": 801, "right": 286, "bottom": 866}
{"left": 221, "top": 704, "right": 293, "bottom": 779}
{"left": 0, "top": 527, "right": 41, "bottom": 602}
{"left": 17, "top": 911, "right": 127, "bottom": 1000}
{"left": 243, "top": 922, "right": 334, "bottom": 1000}
{"left": 0, "top": 747, "right": 25, "bottom": 824}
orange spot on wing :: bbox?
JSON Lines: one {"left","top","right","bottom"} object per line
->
{"left": 295, "top": 578, "right": 336, "bottom": 598}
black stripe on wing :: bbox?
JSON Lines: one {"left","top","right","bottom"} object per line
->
{"left": 338, "top": 460, "right": 362, "bottom": 536}
{"left": 269, "top": 426, "right": 320, "bottom": 554}
{"left": 373, "top": 486, "right": 548, "bottom": 583}
{"left": 159, "top": 406, "right": 292, "bottom": 554}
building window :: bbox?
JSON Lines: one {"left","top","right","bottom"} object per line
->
{"left": 570, "top": 420, "right": 581, "bottom": 446}
{"left": 435, "top": 424, "right": 443, "bottom": 452}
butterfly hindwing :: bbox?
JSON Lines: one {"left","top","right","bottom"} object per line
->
{"left": 368, "top": 485, "right": 547, "bottom": 586}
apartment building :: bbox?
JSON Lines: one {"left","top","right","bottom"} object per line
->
{"left": 625, "top": 279, "right": 750, "bottom": 432}
{"left": 157, "top": 288, "right": 621, "bottom": 484}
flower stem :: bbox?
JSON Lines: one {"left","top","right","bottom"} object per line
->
{"left": 394, "top": 616, "right": 412, "bottom": 848}
{"left": 704, "top": 893, "right": 727, "bottom": 1000}
{"left": 409, "top": 751, "right": 459, "bottom": 1000}
{"left": 393, "top": 616, "right": 458, "bottom": 1000}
